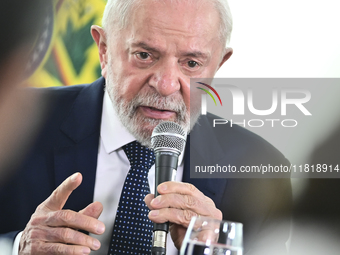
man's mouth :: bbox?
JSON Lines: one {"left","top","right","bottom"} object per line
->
{"left": 138, "top": 106, "right": 176, "bottom": 120}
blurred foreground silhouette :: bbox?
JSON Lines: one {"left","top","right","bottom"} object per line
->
{"left": 0, "top": 0, "right": 51, "bottom": 184}
{"left": 290, "top": 125, "right": 340, "bottom": 254}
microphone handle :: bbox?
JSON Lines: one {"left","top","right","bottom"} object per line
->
{"left": 152, "top": 151, "right": 179, "bottom": 255}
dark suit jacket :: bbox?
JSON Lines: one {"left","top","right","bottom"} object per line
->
{"left": 0, "top": 77, "right": 292, "bottom": 254}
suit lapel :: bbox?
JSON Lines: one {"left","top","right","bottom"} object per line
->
{"left": 54, "top": 78, "right": 105, "bottom": 210}
{"left": 52, "top": 79, "right": 227, "bottom": 211}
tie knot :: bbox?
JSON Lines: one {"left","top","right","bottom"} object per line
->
{"left": 123, "top": 141, "right": 155, "bottom": 170}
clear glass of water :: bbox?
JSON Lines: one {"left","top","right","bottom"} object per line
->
{"left": 180, "top": 216, "right": 243, "bottom": 255}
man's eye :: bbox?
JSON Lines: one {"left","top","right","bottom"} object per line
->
{"left": 137, "top": 52, "right": 150, "bottom": 60}
{"left": 188, "top": 61, "right": 199, "bottom": 68}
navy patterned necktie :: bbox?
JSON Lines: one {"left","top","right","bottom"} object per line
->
{"left": 108, "top": 141, "right": 155, "bottom": 255}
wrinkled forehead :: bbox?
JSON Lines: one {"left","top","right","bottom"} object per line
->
{"left": 135, "top": 0, "right": 218, "bottom": 30}
{"left": 122, "top": 0, "right": 221, "bottom": 47}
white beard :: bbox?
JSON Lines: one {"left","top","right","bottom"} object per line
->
{"left": 105, "top": 60, "right": 201, "bottom": 148}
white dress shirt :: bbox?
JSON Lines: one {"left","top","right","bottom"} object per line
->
{"left": 12, "top": 91, "right": 185, "bottom": 255}
{"left": 86, "top": 91, "right": 185, "bottom": 254}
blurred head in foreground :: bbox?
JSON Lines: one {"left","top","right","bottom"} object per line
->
{"left": 290, "top": 126, "right": 340, "bottom": 255}
{"left": 0, "top": 0, "right": 51, "bottom": 184}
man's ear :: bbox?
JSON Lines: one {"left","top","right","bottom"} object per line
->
{"left": 91, "top": 25, "right": 108, "bottom": 78}
{"left": 218, "top": 47, "right": 233, "bottom": 69}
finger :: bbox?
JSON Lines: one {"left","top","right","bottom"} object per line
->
{"left": 79, "top": 201, "right": 103, "bottom": 219}
{"left": 144, "top": 194, "right": 155, "bottom": 210}
{"left": 148, "top": 207, "right": 198, "bottom": 227}
{"left": 157, "top": 182, "right": 203, "bottom": 197}
{"left": 38, "top": 242, "right": 91, "bottom": 255}
{"left": 45, "top": 210, "right": 105, "bottom": 235}
{"left": 149, "top": 205, "right": 222, "bottom": 227}
{"left": 150, "top": 193, "right": 215, "bottom": 216}
{"left": 44, "top": 227, "right": 101, "bottom": 251}
{"left": 42, "top": 173, "right": 82, "bottom": 211}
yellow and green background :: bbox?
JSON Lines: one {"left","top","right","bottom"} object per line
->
{"left": 27, "top": 0, "right": 106, "bottom": 88}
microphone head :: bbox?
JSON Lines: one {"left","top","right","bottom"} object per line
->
{"left": 151, "top": 121, "right": 186, "bottom": 154}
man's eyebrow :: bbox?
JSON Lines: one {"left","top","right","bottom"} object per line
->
{"left": 130, "top": 41, "right": 209, "bottom": 59}
{"left": 130, "top": 41, "right": 161, "bottom": 52}
{"left": 181, "top": 51, "right": 209, "bottom": 59}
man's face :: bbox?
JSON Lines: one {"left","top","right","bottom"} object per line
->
{"left": 94, "top": 0, "right": 232, "bottom": 146}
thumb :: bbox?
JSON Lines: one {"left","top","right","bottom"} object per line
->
{"left": 79, "top": 201, "right": 104, "bottom": 219}
{"left": 40, "top": 172, "right": 82, "bottom": 211}
{"left": 144, "top": 193, "right": 155, "bottom": 210}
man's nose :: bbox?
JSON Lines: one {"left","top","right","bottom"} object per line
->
{"left": 148, "top": 61, "right": 181, "bottom": 97}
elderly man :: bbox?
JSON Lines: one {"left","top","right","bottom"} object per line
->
{"left": 0, "top": 0, "right": 291, "bottom": 254}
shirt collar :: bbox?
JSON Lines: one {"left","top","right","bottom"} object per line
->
{"left": 101, "top": 91, "right": 135, "bottom": 154}
{"left": 100, "top": 91, "right": 185, "bottom": 165}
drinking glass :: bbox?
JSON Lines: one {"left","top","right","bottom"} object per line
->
{"left": 180, "top": 216, "right": 243, "bottom": 255}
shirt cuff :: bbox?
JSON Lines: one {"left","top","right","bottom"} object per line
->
{"left": 12, "top": 231, "right": 22, "bottom": 255}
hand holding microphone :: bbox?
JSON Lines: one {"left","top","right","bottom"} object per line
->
{"left": 146, "top": 122, "right": 222, "bottom": 254}
{"left": 149, "top": 121, "right": 186, "bottom": 255}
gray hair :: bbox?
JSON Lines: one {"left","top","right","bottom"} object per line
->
{"left": 102, "top": 0, "right": 233, "bottom": 46}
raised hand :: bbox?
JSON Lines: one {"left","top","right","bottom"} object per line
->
{"left": 144, "top": 181, "right": 222, "bottom": 249}
{"left": 19, "top": 173, "right": 105, "bottom": 255}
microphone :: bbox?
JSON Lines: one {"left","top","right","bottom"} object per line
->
{"left": 151, "top": 121, "right": 186, "bottom": 255}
